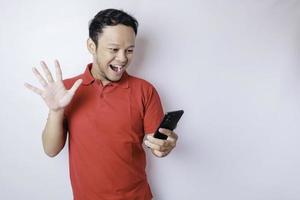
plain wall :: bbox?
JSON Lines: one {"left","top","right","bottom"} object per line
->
{"left": 0, "top": 0, "right": 300, "bottom": 199}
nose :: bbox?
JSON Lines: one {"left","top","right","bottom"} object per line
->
{"left": 116, "top": 51, "right": 127, "bottom": 63}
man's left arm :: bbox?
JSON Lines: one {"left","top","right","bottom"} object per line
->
{"left": 144, "top": 128, "right": 178, "bottom": 157}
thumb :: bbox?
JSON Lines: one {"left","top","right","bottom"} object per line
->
{"left": 69, "top": 79, "right": 83, "bottom": 95}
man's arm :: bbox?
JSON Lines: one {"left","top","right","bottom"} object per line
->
{"left": 25, "top": 60, "right": 82, "bottom": 157}
{"left": 42, "top": 109, "right": 67, "bottom": 157}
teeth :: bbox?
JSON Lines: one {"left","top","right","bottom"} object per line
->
{"left": 110, "top": 64, "right": 124, "bottom": 72}
{"left": 115, "top": 65, "right": 123, "bottom": 69}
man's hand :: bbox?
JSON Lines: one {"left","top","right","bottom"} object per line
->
{"left": 24, "top": 60, "right": 82, "bottom": 111}
{"left": 144, "top": 128, "right": 178, "bottom": 157}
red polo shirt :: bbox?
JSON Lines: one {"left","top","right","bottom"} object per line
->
{"left": 63, "top": 64, "right": 164, "bottom": 200}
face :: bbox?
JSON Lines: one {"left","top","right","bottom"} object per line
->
{"left": 87, "top": 24, "right": 136, "bottom": 85}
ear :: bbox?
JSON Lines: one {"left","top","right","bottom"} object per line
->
{"left": 87, "top": 38, "right": 97, "bottom": 55}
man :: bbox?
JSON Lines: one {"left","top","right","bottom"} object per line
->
{"left": 25, "top": 9, "right": 178, "bottom": 200}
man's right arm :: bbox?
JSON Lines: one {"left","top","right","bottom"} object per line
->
{"left": 25, "top": 60, "right": 82, "bottom": 157}
{"left": 42, "top": 109, "right": 67, "bottom": 157}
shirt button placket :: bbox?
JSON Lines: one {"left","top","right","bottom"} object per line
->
{"left": 99, "top": 87, "right": 104, "bottom": 98}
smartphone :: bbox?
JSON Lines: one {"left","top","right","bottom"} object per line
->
{"left": 153, "top": 110, "right": 184, "bottom": 140}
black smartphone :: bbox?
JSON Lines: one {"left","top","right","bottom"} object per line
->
{"left": 153, "top": 110, "right": 184, "bottom": 140}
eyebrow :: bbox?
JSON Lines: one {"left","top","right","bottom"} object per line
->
{"left": 107, "top": 43, "right": 135, "bottom": 48}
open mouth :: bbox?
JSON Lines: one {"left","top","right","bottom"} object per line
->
{"left": 109, "top": 64, "right": 125, "bottom": 72}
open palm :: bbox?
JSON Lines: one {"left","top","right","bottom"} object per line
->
{"left": 25, "top": 60, "right": 82, "bottom": 111}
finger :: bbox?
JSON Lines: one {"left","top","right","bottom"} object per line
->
{"left": 32, "top": 67, "right": 47, "bottom": 87}
{"left": 68, "top": 79, "right": 83, "bottom": 95}
{"left": 147, "top": 135, "right": 169, "bottom": 146}
{"left": 166, "top": 139, "right": 176, "bottom": 148}
{"left": 144, "top": 140, "right": 168, "bottom": 151}
{"left": 40, "top": 61, "right": 54, "bottom": 82}
{"left": 159, "top": 128, "right": 173, "bottom": 136}
{"left": 144, "top": 140, "right": 160, "bottom": 150}
{"left": 24, "top": 83, "right": 43, "bottom": 96}
{"left": 147, "top": 135, "right": 164, "bottom": 145}
{"left": 54, "top": 60, "right": 63, "bottom": 81}
{"left": 153, "top": 149, "right": 167, "bottom": 158}
{"left": 167, "top": 132, "right": 178, "bottom": 143}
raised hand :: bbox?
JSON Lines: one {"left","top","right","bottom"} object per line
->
{"left": 24, "top": 60, "right": 82, "bottom": 111}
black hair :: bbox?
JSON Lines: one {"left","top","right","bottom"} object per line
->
{"left": 89, "top": 8, "right": 138, "bottom": 47}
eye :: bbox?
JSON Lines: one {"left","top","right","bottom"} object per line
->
{"left": 127, "top": 49, "right": 134, "bottom": 54}
{"left": 109, "top": 48, "right": 119, "bottom": 53}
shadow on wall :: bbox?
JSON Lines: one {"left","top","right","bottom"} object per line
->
{"left": 127, "top": 36, "right": 148, "bottom": 75}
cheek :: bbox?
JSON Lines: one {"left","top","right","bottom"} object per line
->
{"left": 127, "top": 54, "right": 134, "bottom": 62}
{"left": 97, "top": 52, "right": 116, "bottom": 65}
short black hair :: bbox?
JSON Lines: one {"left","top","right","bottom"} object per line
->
{"left": 89, "top": 8, "right": 138, "bottom": 47}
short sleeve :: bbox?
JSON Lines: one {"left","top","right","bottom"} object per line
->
{"left": 143, "top": 85, "right": 164, "bottom": 134}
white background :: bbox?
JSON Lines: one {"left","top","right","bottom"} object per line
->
{"left": 1, "top": 0, "right": 300, "bottom": 199}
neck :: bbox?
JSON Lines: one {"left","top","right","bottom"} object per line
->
{"left": 91, "top": 63, "right": 111, "bottom": 86}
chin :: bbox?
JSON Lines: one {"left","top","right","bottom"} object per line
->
{"left": 108, "top": 74, "right": 122, "bottom": 82}
{"left": 111, "top": 77, "right": 121, "bottom": 82}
